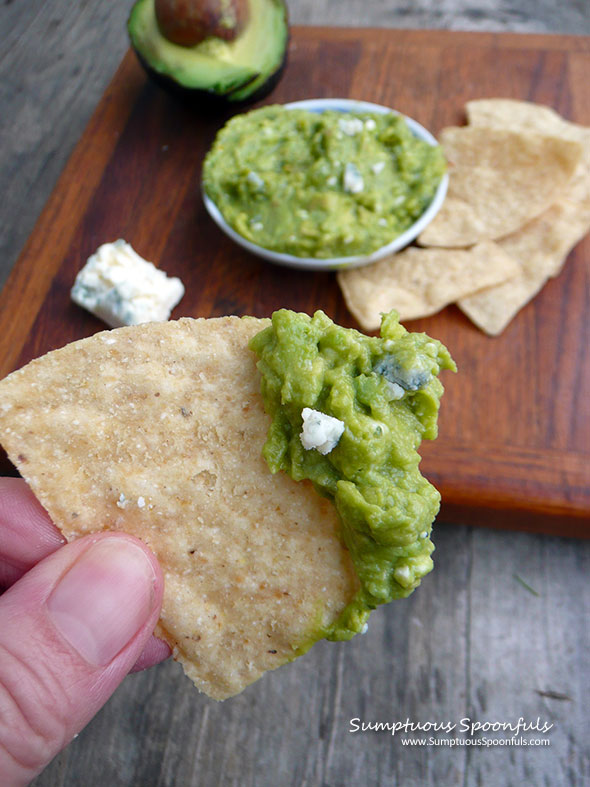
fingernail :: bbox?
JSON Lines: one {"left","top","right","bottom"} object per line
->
{"left": 47, "top": 538, "right": 156, "bottom": 666}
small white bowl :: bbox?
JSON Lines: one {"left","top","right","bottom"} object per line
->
{"left": 202, "top": 98, "right": 448, "bottom": 271}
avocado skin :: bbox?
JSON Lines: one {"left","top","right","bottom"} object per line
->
{"left": 133, "top": 46, "right": 288, "bottom": 108}
{"left": 128, "top": 0, "right": 289, "bottom": 107}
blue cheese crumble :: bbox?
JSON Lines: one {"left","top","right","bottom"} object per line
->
{"left": 338, "top": 117, "right": 364, "bottom": 136}
{"left": 343, "top": 162, "right": 364, "bottom": 194}
{"left": 71, "top": 240, "right": 185, "bottom": 328}
{"left": 300, "top": 408, "right": 345, "bottom": 455}
{"left": 374, "top": 356, "right": 432, "bottom": 392}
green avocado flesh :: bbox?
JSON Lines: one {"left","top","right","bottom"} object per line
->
{"left": 249, "top": 309, "right": 455, "bottom": 642}
{"left": 203, "top": 105, "right": 446, "bottom": 257}
{"left": 128, "top": 0, "right": 288, "bottom": 99}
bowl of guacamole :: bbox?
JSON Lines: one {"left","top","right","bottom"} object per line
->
{"left": 202, "top": 98, "right": 448, "bottom": 270}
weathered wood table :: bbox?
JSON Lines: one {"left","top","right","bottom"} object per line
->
{"left": 1, "top": 3, "right": 589, "bottom": 786}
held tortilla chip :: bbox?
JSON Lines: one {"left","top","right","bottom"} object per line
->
{"left": 466, "top": 98, "right": 590, "bottom": 204}
{"left": 0, "top": 317, "right": 360, "bottom": 700}
{"left": 458, "top": 199, "right": 590, "bottom": 335}
{"left": 337, "top": 241, "right": 519, "bottom": 330}
{"left": 418, "top": 128, "right": 582, "bottom": 247}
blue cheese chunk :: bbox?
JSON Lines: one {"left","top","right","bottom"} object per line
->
{"left": 338, "top": 116, "right": 364, "bottom": 136}
{"left": 374, "top": 356, "right": 431, "bottom": 392}
{"left": 343, "top": 162, "right": 364, "bottom": 194}
{"left": 300, "top": 407, "right": 345, "bottom": 455}
{"left": 246, "top": 170, "right": 265, "bottom": 191}
{"left": 71, "top": 240, "right": 185, "bottom": 328}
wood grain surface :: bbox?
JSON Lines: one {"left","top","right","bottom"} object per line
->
{"left": 1, "top": 28, "right": 589, "bottom": 537}
{"left": 5, "top": 23, "right": 585, "bottom": 787}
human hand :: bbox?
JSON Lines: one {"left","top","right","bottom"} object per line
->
{"left": 0, "top": 477, "right": 170, "bottom": 785}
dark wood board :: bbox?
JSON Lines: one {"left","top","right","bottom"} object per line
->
{"left": 1, "top": 27, "right": 589, "bottom": 537}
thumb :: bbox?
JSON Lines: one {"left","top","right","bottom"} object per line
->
{"left": 0, "top": 532, "right": 164, "bottom": 785}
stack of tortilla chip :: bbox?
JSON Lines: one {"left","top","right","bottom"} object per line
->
{"left": 338, "top": 99, "right": 590, "bottom": 335}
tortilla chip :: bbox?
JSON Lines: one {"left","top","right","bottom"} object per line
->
{"left": 466, "top": 98, "right": 590, "bottom": 204}
{"left": 466, "top": 98, "right": 567, "bottom": 133}
{"left": 0, "top": 317, "right": 359, "bottom": 699}
{"left": 337, "top": 241, "right": 519, "bottom": 330}
{"left": 418, "top": 128, "right": 582, "bottom": 247}
{"left": 458, "top": 199, "right": 590, "bottom": 335}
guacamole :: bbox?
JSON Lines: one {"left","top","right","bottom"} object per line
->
{"left": 250, "top": 309, "right": 455, "bottom": 640}
{"left": 203, "top": 105, "right": 446, "bottom": 258}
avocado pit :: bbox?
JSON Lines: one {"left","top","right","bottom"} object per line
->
{"left": 155, "top": 0, "right": 249, "bottom": 47}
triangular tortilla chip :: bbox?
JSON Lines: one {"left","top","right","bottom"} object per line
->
{"left": 337, "top": 241, "right": 519, "bottom": 330}
{"left": 466, "top": 98, "right": 590, "bottom": 204}
{"left": 418, "top": 128, "right": 582, "bottom": 247}
{"left": 0, "top": 317, "right": 359, "bottom": 699}
{"left": 466, "top": 99, "right": 569, "bottom": 137}
{"left": 458, "top": 199, "right": 590, "bottom": 335}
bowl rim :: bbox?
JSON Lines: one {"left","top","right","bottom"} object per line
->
{"left": 202, "top": 97, "right": 448, "bottom": 271}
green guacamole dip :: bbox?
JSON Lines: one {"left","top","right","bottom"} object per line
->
{"left": 249, "top": 309, "right": 455, "bottom": 640}
{"left": 203, "top": 105, "right": 446, "bottom": 258}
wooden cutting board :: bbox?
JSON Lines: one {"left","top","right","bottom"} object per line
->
{"left": 1, "top": 27, "right": 589, "bottom": 537}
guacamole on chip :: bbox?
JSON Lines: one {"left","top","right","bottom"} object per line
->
{"left": 250, "top": 309, "right": 455, "bottom": 639}
{"left": 203, "top": 105, "right": 446, "bottom": 258}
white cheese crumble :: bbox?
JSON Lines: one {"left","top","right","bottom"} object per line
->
{"left": 338, "top": 116, "right": 364, "bottom": 136}
{"left": 71, "top": 240, "right": 185, "bottom": 328}
{"left": 394, "top": 564, "right": 412, "bottom": 587}
{"left": 371, "top": 160, "right": 386, "bottom": 175}
{"left": 385, "top": 380, "right": 405, "bottom": 400}
{"left": 246, "top": 170, "right": 265, "bottom": 190}
{"left": 300, "top": 407, "right": 345, "bottom": 455}
{"left": 343, "top": 162, "right": 364, "bottom": 194}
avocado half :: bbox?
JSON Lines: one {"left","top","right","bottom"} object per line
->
{"left": 128, "top": 0, "right": 289, "bottom": 104}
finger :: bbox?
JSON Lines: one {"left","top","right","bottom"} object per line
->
{"left": 130, "top": 635, "right": 172, "bottom": 673}
{"left": 0, "top": 531, "right": 164, "bottom": 785}
{"left": 0, "top": 477, "right": 171, "bottom": 670}
{"left": 0, "top": 478, "right": 64, "bottom": 588}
